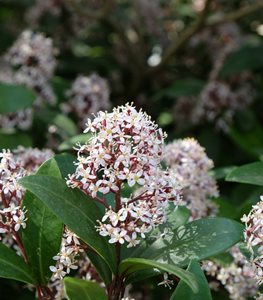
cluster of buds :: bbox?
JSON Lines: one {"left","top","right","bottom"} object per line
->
{"left": 4, "top": 30, "right": 57, "bottom": 107}
{"left": 62, "top": 74, "right": 110, "bottom": 130}
{"left": 202, "top": 246, "right": 258, "bottom": 300}
{"left": 163, "top": 138, "right": 218, "bottom": 220}
{"left": 242, "top": 196, "right": 263, "bottom": 285}
{"left": 67, "top": 104, "right": 181, "bottom": 247}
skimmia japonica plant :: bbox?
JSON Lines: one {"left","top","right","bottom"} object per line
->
{"left": 1, "top": 103, "right": 257, "bottom": 300}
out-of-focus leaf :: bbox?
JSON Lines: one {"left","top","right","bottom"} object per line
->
{"left": 226, "top": 162, "right": 263, "bottom": 186}
{"left": 58, "top": 134, "right": 91, "bottom": 151}
{"left": 220, "top": 45, "right": 263, "bottom": 78}
{"left": 0, "top": 83, "right": 35, "bottom": 114}
{"left": 154, "top": 78, "right": 205, "bottom": 101}
{"left": 211, "top": 166, "right": 236, "bottom": 180}
{"left": 0, "top": 132, "right": 32, "bottom": 149}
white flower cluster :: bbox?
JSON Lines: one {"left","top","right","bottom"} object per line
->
{"left": 5, "top": 30, "right": 57, "bottom": 106}
{"left": 163, "top": 138, "right": 218, "bottom": 220}
{"left": 14, "top": 146, "right": 53, "bottom": 173}
{"left": 67, "top": 104, "right": 181, "bottom": 247}
{"left": 62, "top": 74, "right": 110, "bottom": 129}
{"left": 0, "top": 150, "right": 27, "bottom": 241}
{"left": 242, "top": 196, "right": 263, "bottom": 285}
{"left": 50, "top": 228, "right": 83, "bottom": 280}
{"left": 202, "top": 246, "right": 258, "bottom": 300}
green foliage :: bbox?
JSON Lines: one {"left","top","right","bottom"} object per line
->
{"left": 131, "top": 218, "right": 243, "bottom": 267}
{"left": 226, "top": 161, "right": 263, "bottom": 186}
{"left": 19, "top": 174, "right": 117, "bottom": 274}
{"left": 22, "top": 158, "right": 63, "bottom": 284}
{"left": 0, "top": 83, "right": 35, "bottom": 114}
{"left": 119, "top": 258, "right": 198, "bottom": 293}
{"left": 64, "top": 277, "right": 107, "bottom": 300}
{"left": 171, "top": 260, "right": 212, "bottom": 300}
{"left": 0, "top": 243, "right": 35, "bottom": 285}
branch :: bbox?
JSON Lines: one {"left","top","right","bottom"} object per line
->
{"left": 147, "top": 0, "right": 212, "bottom": 75}
{"left": 206, "top": 1, "right": 263, "bottom": 27}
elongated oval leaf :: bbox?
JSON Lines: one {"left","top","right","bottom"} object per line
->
{"left": 226, "top": 162, "right": 263, "bottom": 186}
{"left": 22, "top": 158, "right": 63, "bottom": 284}
{"left": 119, "top": 258, "right": 198, "bottom": 293}
{"left": 64, "top": 277, "right": 107, "bottom": 300}
{"left": 131, "top": 218, "right": 243, "bottom": 267}
{"left": 171, "top": 260, "right": 212, "bottom": 300}
{"left": 0, "top": 243, "right": 35, "bottom": 284}
{"left": 19, "top": 175, "right": 117, "bottom": 274}
{"left": 0, "top": 83, "right": 35, "bottom": 113}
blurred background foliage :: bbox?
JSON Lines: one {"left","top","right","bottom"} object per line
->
{"left": 0, "top": 0, "right": 263, "bottom": 299}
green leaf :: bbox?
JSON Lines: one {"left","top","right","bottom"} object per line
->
{"left": 64, "top": 277, "right": 107, "bottom": 300}
{"left": 226, "top": 162, "right": 263, "bottom": 186}
{"left": 119, "top": 258, "right": 198, "bottom": 293}
{"left": 0, "top": 83, "right": 35, "bottom": 113}
{"left": 22, "top": 159, "right": 63, "bottom": 284}
{"left": 0, "top": 132, "right": 32, "bottom": 149}
{"left": 52, "top": 114, "right": 78, "bottom": 137}
{"left": 171, "top": 260, "right": 212, "bottom": 300}
{"left": 132, "top": 218, "right": 243, "bottom": 267}
{"left": 58, "top": 134, "right": 91, "bottom": 151}
{"left": 53, "top": 153, "right": 76, "bottom": 178}
{"left": 19, "top": 175, "right": 117, "bottom": 274}
{"left": 220, "top": 45, "right": 263, "bottom": 78}
{"left": 210, "top": 166, "right": 236, "bottom": 180}
{"left": 0, "top": 243, "right": 35, "bottom": 284}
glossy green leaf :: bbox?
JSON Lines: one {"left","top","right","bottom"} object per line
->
{"left": 171, "top": 260, "right": 212, "bottom": 300}
{"left": 53, "top": 153, "right": 76, "bottom": 178}
{"left": 132, "top": 218, "right": 243, "bottom": 267}
{"left": 64, "top": 277, "right": 107, "bottom": 300}
{"left": 19, "top": 175, "right": 117, "bottom": 274}
{"left": 119, "top": 258, "right": 198, "bottom": 293}
{"left": 226, "top": 162, "right": 263, "bottom": 186}
{"left": 0, "top": 83, "right": 35, "bottom": 113}
{"left": 0, "top": 243, "right": 35, "bottom": 284}
{"left": 22, "top": 159, "right": 63, "bottom": 284}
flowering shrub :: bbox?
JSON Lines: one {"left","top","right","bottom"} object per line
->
{"left": 0, "top": 0, "right": 263, "bottom": 299}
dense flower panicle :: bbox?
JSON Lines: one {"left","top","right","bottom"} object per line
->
{"left": 67, "top": 104, "right": 181, "bottom": 246}
{"left": 4, "top": 30, "right": 57, "bottom": 106}
{"left": 242, "top": 196, "right": 263, "bottom": 284}
{"left": 163, "top": 138, "right": 218, "bottom": 220}
{"left": 202, "top": 246, "right": 258, "bottom": 300}
{"left": 14, "top": 146, "right": 53, "bottom": 173}
{"left": 62, "top": 74, "right": 110, "bottom": 129}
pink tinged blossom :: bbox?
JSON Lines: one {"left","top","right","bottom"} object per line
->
{"left": 109, "top": 229, "right": 127, "bottom": 244}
